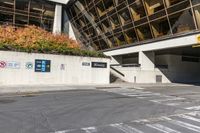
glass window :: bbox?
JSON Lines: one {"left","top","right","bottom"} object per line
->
{"left": 29, "top": 16, "right": 41, "bottom": 27}
{"left": 99, "top": 39, "right": 109, "bottom": 49}
{"left": 194, "top": 5, "right": 200, "bottom": 29}
{"left": 144, "top": 0, "right": 165, "bottom": 15}
{"left": 169, "top": 9, "right": 196, "bottom": 34}
{"left": 30, "top": 0, "right": 43, "bottom": 18}
{"left": 110, "top": 14, "right": 120, "bottom": 29}
{"left": 96, "top": 1, "right": 106, "bottom": 16}
{"left": 15, "top": 0, "right": 29, "bottom": 14}
{"left": 124, "top": 29, "right": 138, "bottom": 44}
{"left": 130, "top": 0, "right": 147, "bottom": 21}
{"left": 151, "top": 17, "right": 171, "bottom": 37}
{"left": 136, "top": 24, "right": 153, "bottom": 41}
{"left": 118, "top": 8, "right": 132, "bottom": 25}
{"left": 167, "top": 0, "right": 190, "bottom": 14}
{"left": 41, "top": 19, "right": 53, "bottom": 31}
{"left": 114, "top": 33, "right": 127, "bottom": 45}
{"left": 15, "top": 14, "right": 28, "bottom": 27}
{"left": 192, "top": 0, "right": 200, "bottom": 5}
{"left": 0, "top": 0, "right": 14, "bottom": 9}
{"left": 108, "top": 36, "right": 117, "bottom": 47}
{"left": 43, "top": 2, "right": 55, "bottom": 19}
{"left": 165, "top": 0, "right": 186, "bottom": 7}
{"left": 0, "top": 13, "right": 13, "bottom": 25}
{"left": 103, "top": 0, "right": 114, "bottom": 11}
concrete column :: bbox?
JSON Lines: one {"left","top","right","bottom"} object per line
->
{"left": 53, "top": 4, "right": 62, "bottom": 34}
{"left": 62, "top": 10, "right": 77, "bottom": 40}
{"left": 139, "top": 51, "right": 155, "bottom": 70}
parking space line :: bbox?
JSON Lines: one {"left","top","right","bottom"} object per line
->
{"left": 162, "top": 117, "right": 200, "bottom": 132}
{"left": 178, "top": 114, "right": 200, "bottom": 123}
{"left": 110, "top": 123, "right": 143, "bottom": 133}
{"left": 82, "top": 127, "right": 97, "bottom": 133}
{"left": 185, "top": 106, "right": 200, "bottom": 111}
{"left": 146, "top": 124, "right": 181, "bottom": 133}
{"left": 150, "top": 97, "right": 185, "bottom": 103}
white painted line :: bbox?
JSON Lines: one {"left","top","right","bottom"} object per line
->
{"left": 146, "top": 124, "right": 181, "bottom": 133}
{"left": 162, "top": 117, "right": 200, "bottom": 132}
{"left": 129, "top": 93, "right": 160, "bottom": 97}
{"left": 82, "top": 127, "right": 97, "bottom": 133}
{"left": 165, "top": 103, "right": 181, "bottom": 106}
{"left": 54, "top": 129, "right": 73, "bottom": 133}
{"left": 185, "top": 106, "right": 200, "bottom": 110}
{"left": 178, "top": 114, "right": 200, "bottom": 123}
{"left": 150, "top": 97, "right": 185, "bottom": 103}
{"left": 110, "top": 123, "right": 143, "bottom": 133}
{"left": 133, "top": 87, "right": 145, "bottom": 90}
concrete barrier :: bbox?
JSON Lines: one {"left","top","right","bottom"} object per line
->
{"left": 0, "top": 51, "right": 110, "bottom": 85}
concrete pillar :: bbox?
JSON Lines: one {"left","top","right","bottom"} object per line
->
{"left": 139, "top": 51, "right": 155, "bottom": 70}
{"left": 62, "top": 10, "right": 77, "bottom": 40}
{"left": 53, "top": 4, "right": 62, "bottom": 34}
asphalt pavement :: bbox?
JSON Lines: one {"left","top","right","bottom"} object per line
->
{"left": 1, "top": 84, "right": 200, "bottom": 133}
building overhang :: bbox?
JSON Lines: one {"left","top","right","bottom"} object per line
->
{"left": 104, "top": 32, "right": 200, "bottom": 56}
{"left": 47, "top": 0, "right": 70, "bottom": 4}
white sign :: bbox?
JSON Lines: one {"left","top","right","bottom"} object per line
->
{"left": 6, "top": 61, "right": 20, "bottom": 69}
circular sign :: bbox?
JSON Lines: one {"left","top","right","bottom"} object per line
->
{"left": 25, "top": 62, "right": 33, "bottom": 69}
{"left": 0, "top": 61, "right": 6, "bottom": 68}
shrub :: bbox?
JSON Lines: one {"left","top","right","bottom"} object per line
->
{"left": 0, "top": 25, "right": 107, "bottom": 58}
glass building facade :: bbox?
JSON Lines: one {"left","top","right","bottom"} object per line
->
{"left": 66, "top": 0, "right": 200, "bottom": 50}
{"left": 0, "top": 0, "right": 55, "bottom": 31}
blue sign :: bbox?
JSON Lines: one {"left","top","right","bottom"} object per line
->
{"left": 35, "top": 59, "right": 51, "bottom": 72}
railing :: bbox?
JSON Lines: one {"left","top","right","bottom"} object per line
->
{"left": 110, "top": 66, "right": 125, "bottom": 77}
{"left": 110, "top": 63, "right": 141, "bottom": 67}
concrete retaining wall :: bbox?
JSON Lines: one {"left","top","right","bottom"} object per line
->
{"left": 0, "top": 51, "right": 110, "bottom": 85}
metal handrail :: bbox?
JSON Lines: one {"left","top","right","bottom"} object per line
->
{"left": 110, "top": 63, "right": 141, "bottom": 67}
{"left": 110, "top": 66, "right": 125, "bottom": 77}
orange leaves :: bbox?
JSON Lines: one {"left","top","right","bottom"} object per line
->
{"left": 0, "top": 25, "right": 80, "bottom": 49}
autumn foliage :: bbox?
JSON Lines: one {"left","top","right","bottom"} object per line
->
{"left": 0, "top": 25, "right": 106, "bottom": 57}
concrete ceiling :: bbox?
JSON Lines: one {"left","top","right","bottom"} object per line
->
{"left": 155, "top": 46, "right": 200, "bottom": 57}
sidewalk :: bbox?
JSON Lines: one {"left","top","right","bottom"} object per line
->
{"left": 0, "top": 82, "right": 196, "bottom": 94}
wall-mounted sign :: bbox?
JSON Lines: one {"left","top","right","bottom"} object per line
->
{"left": 6, "top": 61, "right": 20, "bottom": 69}
{"left": 25, "top": 62, "right": 33, "bottom": 69}
{"left": 0, "top": 61, "right": 6, "bottom": 68}
{"left": 82, "top": 62, "right": 90, "bottom": 66}
{"left": 60, "top": 64, "right": 65, "bottom": 70}
{"left": 35, "top": 59, "right": 51, "bottom": 72}
{"left": 91, "top": 62, "right": 107, "bottom": 68}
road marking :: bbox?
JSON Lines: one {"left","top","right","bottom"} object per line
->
{"left": 54, "top": 129, "right": 74, "bottom": 133}
{"left": 146, "top": 124, "right": 181, "bottom": 133}
{"left": 82, "top": 127, "right": 97, "bottom": 133}
{"left": 165, "top": 102, "right": 181, "bottom": 106}
{"left": 150, "top": 97, "right": 185, "bottom": 103}
{"left": 185, "top": 106, "right": 200, "bottom": 110}
{"left": 128, "top": 93, "right": 161, "bottom": 97}
{"left": 162, "top": 116, "right": 200, "bottom": 132}
{"left": 110, "top": 123, "right": 143, "bottom": 133}
{"left": 133, "top": 87, "right": 145, "bottom": 90}
{"left": 178, "top": 114, "right": 200, "bottom": 123}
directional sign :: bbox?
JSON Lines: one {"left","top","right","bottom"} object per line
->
{"left": 35, "top": 59, "right": 51, "bottom": 72}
